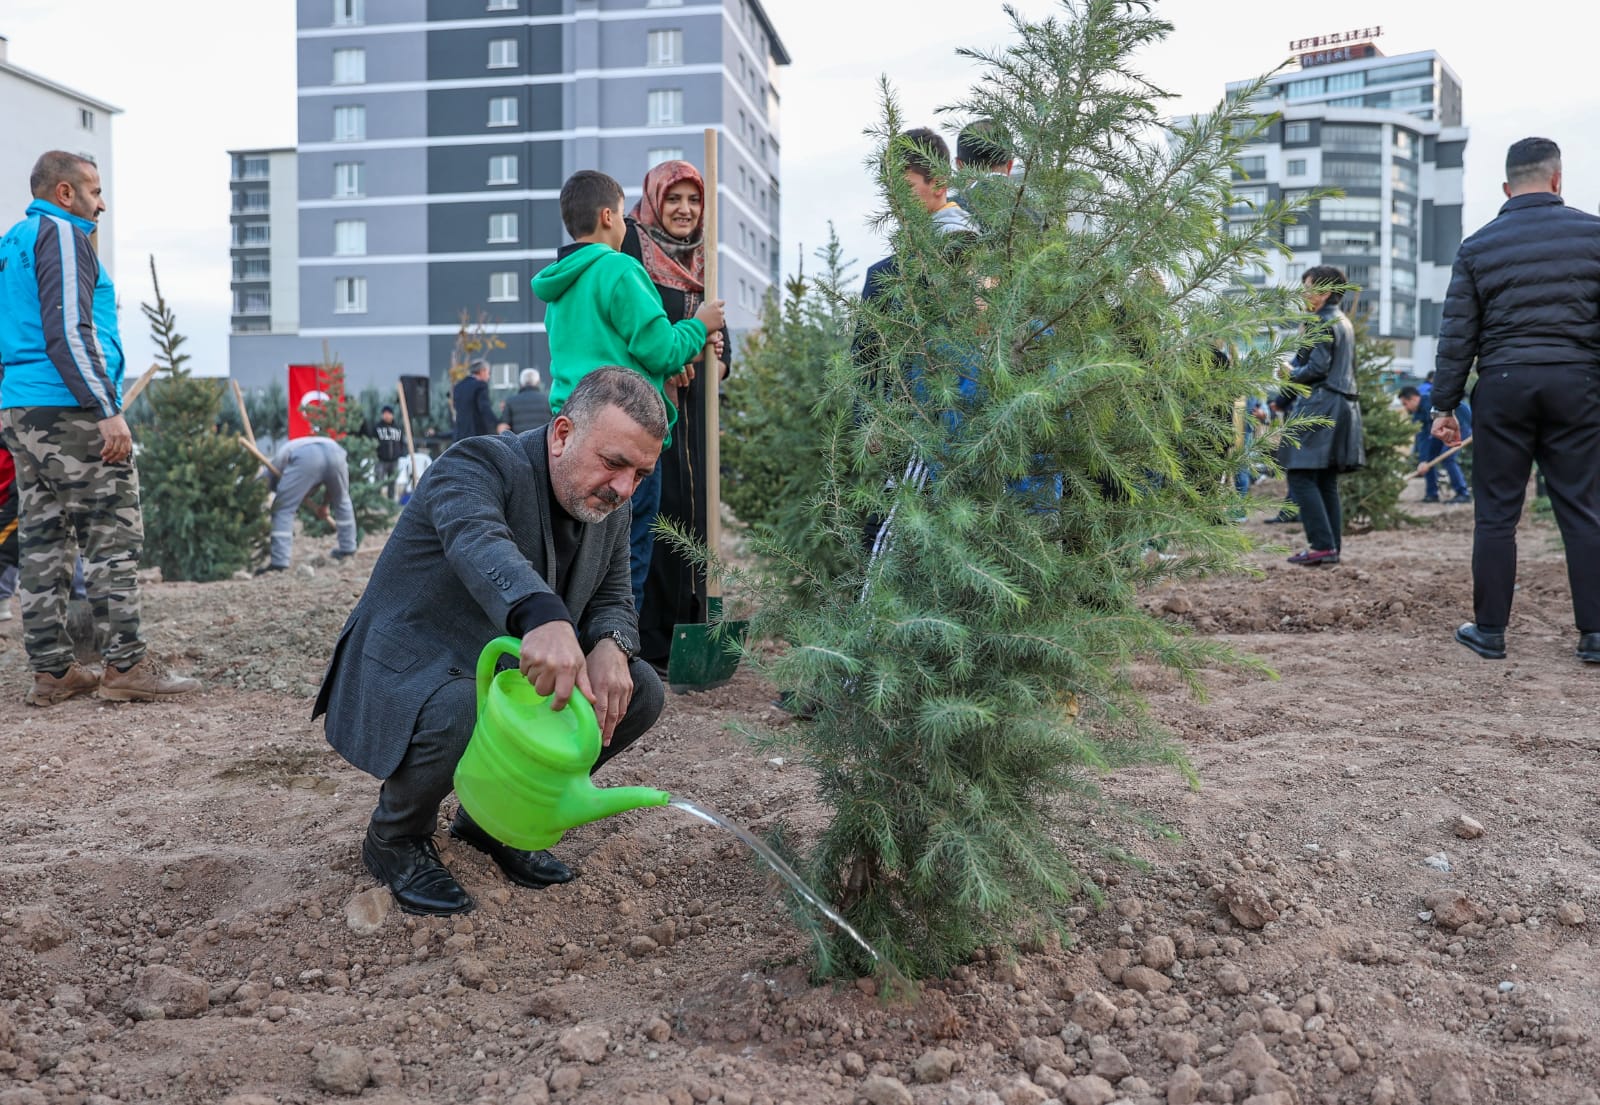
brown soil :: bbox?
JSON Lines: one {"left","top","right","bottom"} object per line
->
{"left": 2, "top": 484, "right": 1597, "bottom": 1105}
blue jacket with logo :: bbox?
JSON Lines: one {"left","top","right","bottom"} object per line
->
{"left": 0, "top": 198, "right": 124, "bottom": 416}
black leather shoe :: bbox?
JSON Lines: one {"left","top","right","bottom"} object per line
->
{"left": 362, "top": 828, "right": 475, "bottom": 915}
{"left": 1579, "top": 632, "right": 1600, "bottom": 664}
{"left": 330, "top": 548, "right": 357, "bottom": 561}
{"left": 1455, "top": 623, "right": 1506, "bottom": 660}
{"left": 449, "top": 808, "right": 573, "bottom": 888}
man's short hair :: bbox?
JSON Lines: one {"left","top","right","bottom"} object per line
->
{"left": 559, "top": 170, "right": 625, "bottom": 238}
{"left": 956, "top": 118, "right": 1012, "bottom": 169}
{"left": 562, "top": 367, "right": 667, "bottom": 441}
{"left": 1506, "top": 137, "right": 1561, "bottom": 187}
{"left": 381, "top": 404, "right": 394, "bottom": 414}
{"left": 900, "top": 127, "right": 950, "bottom": 183}
{"left": 30, "top": 151, "right": 96, "bottom": 199}
{"left": 469, "top": 358, "right": 491, "bottom": 377}
{"left": 1398, "top": 385, "right": 1420, "bottom": 399}
{"left": 519, "top": 368, "right": 541, "bottom": 389}
{"left": 1302, "top": 264, "right": 1347, "bottom": 305}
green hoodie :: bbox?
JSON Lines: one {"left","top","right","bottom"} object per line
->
{"left": 531, "top": 243, "right": 708, "bottom": 433}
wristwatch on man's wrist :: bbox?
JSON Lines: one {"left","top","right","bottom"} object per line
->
{"left": 1432, "top": 408, "right": 1455, "bottom": 419}
{"left": 602, "top": 630, "right": 636, "bottom": 660}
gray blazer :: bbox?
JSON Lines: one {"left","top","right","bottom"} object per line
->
{"left": 313, "top": 426, "right": 636, "bottom": 779}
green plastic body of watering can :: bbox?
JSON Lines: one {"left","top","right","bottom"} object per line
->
{"left": 453, "top": 636, "right": 670, "bottom": 851}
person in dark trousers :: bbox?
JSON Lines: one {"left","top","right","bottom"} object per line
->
{"left": 316, "top": 368, "right": 669, "bottom": 916}
{"left": 1398, "top": 386, "right": 1471, "bottom": 503}
{"left": 497, "top": 368, "right": 552, "bottom": 433}
{"left": 371, "top": 405, "right": 405, "bottom": 497}
{"left": 619, "top": 158, "right": 732, "bottom": 669}
{"left": 1277, "top": 266, "right": 1365, "bottom": 567}
{"left": 452, "top": 359, "right": 496, "bottom": 441}
{"left": 1431, "top": 137, "right": 1600, "bottom": 663}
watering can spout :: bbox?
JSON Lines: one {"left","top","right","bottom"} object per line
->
{"left": 563, "top": 782, "right": 672, "bottom": 828}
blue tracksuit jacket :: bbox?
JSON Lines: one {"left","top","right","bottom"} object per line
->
{"left": 0, "top": 198, "right": 125, "bottom": 417}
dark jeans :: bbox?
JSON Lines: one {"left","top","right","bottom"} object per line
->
{"left": 1471, "top": 365, "right": 1600, "bottom": 633}
{"left": 1286, "top": 468, "right": 1342, "bottom": 552}
{"left": 628, "top": 462, "right": 663, "bottom": 612}
{"left": 369, "top": 657, "right": 666, "bottom": 841}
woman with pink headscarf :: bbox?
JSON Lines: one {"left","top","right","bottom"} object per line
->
{"left": 622, "top": 159, "right": 731, "bottom": 673}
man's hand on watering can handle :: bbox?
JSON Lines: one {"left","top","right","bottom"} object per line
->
{"left": 586, "top": 639, "right": 635, "bottom": 746}
{"left": 519, "top": 622, "right": 595, "bottom": 711}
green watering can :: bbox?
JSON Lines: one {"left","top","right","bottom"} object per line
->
{"left": 453, "top": 637, "right": 671, "bottom": 851}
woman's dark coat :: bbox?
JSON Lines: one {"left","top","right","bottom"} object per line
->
{"left": 1278, "top": 302, "right": 1365, "bottom": 472}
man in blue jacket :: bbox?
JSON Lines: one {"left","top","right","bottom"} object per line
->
{"left": 1398, "top": 385, "right": 1471, "bottom": 503}
{"left": 1431, "top": 137, "right": 1600, "bottom": 663}
{"left": 0, "top": 150, "right": 199, "bottom": 705}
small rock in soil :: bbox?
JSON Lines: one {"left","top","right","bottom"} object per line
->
{"left": 627, "top": 935, "right": 660, "bottom": 957}
{"left": 643, "top": 1016, "right": 671, "bottom": 1042}
{"left": 1423, "top": 889, "right": 1490, "bottom": 931}
{"left": 1088, "top": 1045, "right": 1131, "bottom": 1082}
{"left": 911, "top": 1047, "right": 960, "bottom": 1083}
{"left": 548, "top": 1066, "right": 584, "bottom": 1093}
{"left": 558, "top": 1025, "right": 611, "bottom": 1064}
{"left": 311, "top": 1047, "right": 370, "bottom": 1095}
{"left": 860, "top": 1074, "right": 913, "bottom": 1105}
{"left": 1015, "top": 1035, "right": 1069, "bottom": 1071}
{"left": 1141, "top": 934, "right": 1177, "bottom": 970}
{"left": 345, "top": 887, "right": 391, "bottom": 934}
{"left": 1167, "top": 1064, "right": 1203, "bottom": 1105}
{"left": 1223, "top": 881, "right": 1279, "bottom": 929}
{"left": 124, "top": 964, "right": 209, "bottom": 1020}
{"left": 1226, "top": 1034, "right": 1278, "bottom": 1078}
{"left": 1430, "top": 1071, "right": 1472, "bottom": 1105}
{"left": 1061, "top": 1074, "right": 1116, "bottom": 1105}
{"left": 1556, "top": 901, "right": 1586, "bottom": 926}
{"left": 10, "top": 908, "right": 70, "bottom": 952}
{"left": 1215, "top": 962, "right": 1251, "bottom": 995}
{"left": 1332, "top": 1044, "right": 1362, "bottom": 1073}
{"left": 1452, "top": 814, "right": 1484, "bottom": 839}
{"left": 1121, "top": 965, "right": 1173, "bottom": 993}
{"left": 998, "top": 1075, "right": 1048, "bottom": 1105}
{"left": 1423, "top": 852, "right": 1452, "bottom": 873}
{"left": 1370, "top": 1076, "right": 1398, "bottom": 1105}
{"left": 1071, "top": 991, "right": 1118, "bottom": 1032}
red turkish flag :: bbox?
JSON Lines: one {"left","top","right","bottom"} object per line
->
{"left": 288, "top": 364, "right": 334, "bottom": 440}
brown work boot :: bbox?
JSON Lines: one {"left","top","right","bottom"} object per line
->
{"left": 99, "top": 655, "right": 201, "bottom": 702}
{"left": 27, "top": 664, "right": 100, "bottom": 706}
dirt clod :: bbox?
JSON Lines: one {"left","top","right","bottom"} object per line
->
{"left": 860, "top": 1074, "right": 913, "bottom": 1105}
{"left": 311, "top": 1046, "right": 370, "bottom": 1095}
{"left": 124, "top": 965, "right": 209, "bottom": 1020}
{"left": 912, "top": 1047, "right": 960, "bottom": 1083}
{"left": 557, "top": 1025, "right": 610, "bottom": 1064}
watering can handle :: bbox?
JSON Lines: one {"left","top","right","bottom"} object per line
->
{"left": 476, "top": 635, "right": 525, "bottom": 720}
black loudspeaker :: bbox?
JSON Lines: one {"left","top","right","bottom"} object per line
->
{"left": 399, "top": 375, "right": 430, "bottom": 420}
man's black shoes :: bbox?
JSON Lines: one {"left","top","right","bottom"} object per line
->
{"left": 1579, "top": 632, "right": 1600, "bottom": 664}
{"left": 362, "top": 828, "right": 475, "bottom": 915}
{"left": 449, "top": 808, "right": 574, "bottom": 889}
{"left": 1455, "top": 623, "right": 1507, "bottom": 660}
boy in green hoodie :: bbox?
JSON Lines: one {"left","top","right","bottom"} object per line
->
{"left": 532, "top": 169, "right": 725, "bottom": 611}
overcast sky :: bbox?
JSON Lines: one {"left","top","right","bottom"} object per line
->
{"left": 4, "top": 0, "right": 1598, "bottom": 378}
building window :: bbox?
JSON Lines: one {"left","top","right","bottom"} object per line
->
{"left": 333, "top": 161, "right": 365, "bottom": 198}
{"left": 1392, "top": 233, "right": 1417, "bottom": 261}
{"left": 333, "top": 0, "right": 363, "bottom": 26}
{"left": 238, "top": 222, "right": 270, "bottom": 246}
{"left": 334, "top": 277, "right": 367, "bottom": 314}
{"left": 647, "top": 29, "right": 683, "bottom": 67}
{"left": 1236, "top": 155, "right": 1265, "bottom": 176}
{"left": 488, "top": 0, "right": 517, "bottom": 9}
{"left": 235, "top": 189, "right": 270, "bottom": 213}
{"left": 236, "top": 257, "right": 271, "bottom": 280}
{"left": 1284, "top": 262, "right": 1305, "bottom": 285}
{"left": 1391, "top": 198, "right": 1417, "bottom": 229}
{"left": 234, "top": 290, "right": 271, "bottom": 315}
{"left": 1230, "top": 118, "right": 1257, "bottom": 138}
{"left": 332, "top": 48, "right": 366, "bottom": 84}
{"left": 334, "top": 219, "right": 367, "bottom": 256}
{"left": 1229, "top": 186, "right": 1267, "bottom": 214}
{"left": 645, "top": 0, "right": 683, "bottom": 6}
{"left": 1285, "top": 225, "right": 1310, "bottom": 248}
{"left": 79, "top": 109, "right": 94, "bottom": 131}
{"left": 1393, "top": 130, "right": 1418, "bottom": 160}
{"left": 488, "top": 38, "right": 518, "bottom": 68}
{"left": 489, "top": 272, "right": 520, "bottom": 302}
{"left": 491, "top": 362, "right": 519, "bottom": 388}
{"left": 239, "top": 156, "right": 270, "bottom": 179}
{"left": 1286, "top": 158, "right": 1307, "bottom": 177}
{"left": 1392, "top": 161, "right": 1419, "bottom": 193}
{"left": 647, "top": 89, "right": 683, "bottom": 127}
{"left": 1392, "top": 267, "right": 1417, "bottom": 293}
{"left": 1322, "top": 229, "right": 1378, "bottom": 253}
{"left": 1284, "top": 121, "right": 1310, "bottom": 144}
{"left": 488, "top": 155, "right": 518, "bottom": 185}
{"left": 488, "top": 96, "right": 518, "bottom": 127}
{"left": 334, "top": 105, "right": 366, "bottom": 142}
{"left": 647, "top": 147, "right": 684, "bottom": 169}
{"left": 1319, "top": 195, "right": 1381, "bottom": 222}
{"left": 488, "top": 213, "right": 518, "bottom": 243}
{"left": 1323, "top": 158, "right": 1381, "bottom": 186}
{"left": 1322, "top": 124, "right": 1381, "bottom": 153}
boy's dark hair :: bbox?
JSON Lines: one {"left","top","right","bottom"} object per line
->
{"left": 1302, "top": 264, "right": 1348, "bottom": 305}
{"left": 559, "top": 170, "right": 625, "bottom": 238}
{"left": 900, "top": 127, "right": 950, "bottom": 183}
{"left": 1398, "top": 385, "right": 1420, "bottom": 399}
{"left": 956, "top": 118, "right": 1012, "bottom": 169}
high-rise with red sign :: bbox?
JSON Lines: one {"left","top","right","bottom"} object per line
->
{"left": 1221, "top": 43, "right": 1466, "bottom": 380}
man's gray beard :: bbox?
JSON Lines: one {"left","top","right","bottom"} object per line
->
{"left": 561, "top": 492, "right": 618, "bottom": 525}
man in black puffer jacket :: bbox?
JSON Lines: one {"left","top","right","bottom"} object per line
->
{"left": 1431, "top": 137, "right": 1600, "bottom": 664}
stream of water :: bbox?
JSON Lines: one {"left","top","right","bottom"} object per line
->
{"left": 668, "top": 798, "right": 892, "bottom": 969}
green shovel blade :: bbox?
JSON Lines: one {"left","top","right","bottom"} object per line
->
{"left": 668, "top": 596, "right": 748, "bottom": 691}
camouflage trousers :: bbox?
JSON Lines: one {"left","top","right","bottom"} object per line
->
{"left": 0, "top": 407, "right": 146, "bottom": 672}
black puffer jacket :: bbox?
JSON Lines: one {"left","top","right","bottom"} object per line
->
{"left": 1278, "top": 302, "right": 1365, "bottom": 472}
{"left": 1433, "top": 192, "right": 1600, "bottom": 411}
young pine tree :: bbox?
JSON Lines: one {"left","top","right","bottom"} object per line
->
{"left": 1340, "top": 315, "right": 1415, "bottom": 533}
{"left": 722, "top": 229, "right": 858, "bottom": 592}
{"left": 136, "top": 258, "right": 270, "bottom": 581}
{"left": 709, "top": 1, "right": 1314, "bottom": 980}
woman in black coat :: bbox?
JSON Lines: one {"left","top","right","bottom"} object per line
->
{"left": 1278, "top": 265, "right": 1365, "bottom": 566}
{"left": 621, "top": 160, "right": 732, "bottom": 671}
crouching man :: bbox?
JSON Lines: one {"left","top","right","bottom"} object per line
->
{"left": 315, "top": 367, "right": 668, "bottom": 915}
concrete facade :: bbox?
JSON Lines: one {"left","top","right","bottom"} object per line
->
{"left": 0, "top": 37, "right": 120, "bottom": 278}
{"left": 230, "top": 0, "right": 788, "bottom": 396}
{"left": 1226, "top": 49, "right": 1467, "bottom": 378}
